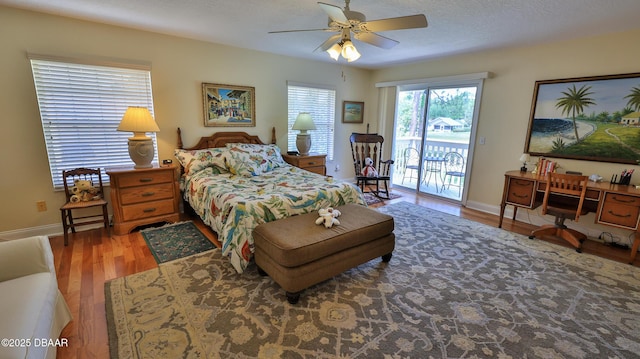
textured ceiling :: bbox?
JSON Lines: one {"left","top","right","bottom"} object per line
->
{"left": 3, "top": 0, "right": 640, "bottom": 69}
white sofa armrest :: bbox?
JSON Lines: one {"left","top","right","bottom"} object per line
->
{"left": 0, "top": 236, "right": 55, "bottom": 282}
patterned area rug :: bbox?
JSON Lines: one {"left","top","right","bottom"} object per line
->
{"left": 363, "top": 191, "right": 402, "bottom": 205}
{"left": 140, "top": 221, "right": 215, "bottom": 263}
{"left": 106, "top": 202, "right": 640, "bottom": 358}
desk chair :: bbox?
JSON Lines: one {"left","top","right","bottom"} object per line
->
{"left": 529, "top": 173, "right": 589, "bottom": 252}
{"left": 60, "top": 168, "right": 109, "bottom": 246}
{"left": 350, "top": 133, "right": 394, "bottom": 199}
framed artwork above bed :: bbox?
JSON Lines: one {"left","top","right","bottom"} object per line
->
{"left": 202, "top": 83, "right": 255, "bottom": 127}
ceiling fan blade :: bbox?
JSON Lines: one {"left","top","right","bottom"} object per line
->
{"left": 354, "top": 32, "right": 399, "bottom": 49}
{"left": 360, "top": 14, "right": 428, "bottom": 32}
{"left": 269, "top": 28, "right": 331, "bottom": 34}
{"left": 314, "top": 34, "right": 342, "bottom": 52}
{"left": 318, "top": 2, "right": 349, "bottom": 26}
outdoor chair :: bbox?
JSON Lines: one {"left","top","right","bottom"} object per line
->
{"left": 442, "top": 151, "right": 465, "bottom": 196}
{"left": 401, "top": 147, "right": 420, "bottom": 184}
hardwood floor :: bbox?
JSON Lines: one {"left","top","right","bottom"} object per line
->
{"left": 51, "top": 189, "right": 639, "bottom": 358}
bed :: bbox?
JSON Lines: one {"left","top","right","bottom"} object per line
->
{"left": 175, "top": 128, "right": 367, "bottom": 273}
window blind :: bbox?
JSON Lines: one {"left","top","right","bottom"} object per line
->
{"left": 30, "top": 58, "right": 156, "bottom": 189}
{"left": 287, "top": 82, "right": 335, "bottom": 161}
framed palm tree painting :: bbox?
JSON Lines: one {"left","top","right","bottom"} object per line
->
{"left": 524, "top": 72, "right": 640, "bottom": 164}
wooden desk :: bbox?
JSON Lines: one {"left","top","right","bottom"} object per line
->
{"left": 499, "top": 170, "right": 640, "bottom": 264}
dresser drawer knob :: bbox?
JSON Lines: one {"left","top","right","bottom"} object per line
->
{"left": 143, "top": 208, "right": 157, "bottom": 213}
{"left": 141, "top": 192, "right": 155, "bottom": 197}
{"left": 139, "top": 178, "right": 153, "bottom": 183}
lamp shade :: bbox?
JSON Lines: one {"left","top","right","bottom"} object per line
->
{"left": 117, "top": 106, "right": 159, "bottom": 169}
{"left": 326, "top": 43, "right": 342, "bottom": 61}
{"left": 292, "top": 112, "right": 316, "bottom": 132}
{"left": 292, "top": 112, "right": 315, "bottom": 156}
{"left": 117, "top": 107, "right": 160, "bottom": 139}
{"left": 341, "top": 40, "right": 361, "bottom": 62}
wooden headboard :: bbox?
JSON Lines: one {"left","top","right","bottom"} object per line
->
{"left": 177, "top": 127, "right": 276, "bottom": 150}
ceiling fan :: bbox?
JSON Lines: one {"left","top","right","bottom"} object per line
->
{"left": 269, "top": 0, "right": 428, "bottom": 62}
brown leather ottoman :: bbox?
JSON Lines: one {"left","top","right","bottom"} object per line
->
{"left": 253, "top": 203, "right": 395, "bottom": 304}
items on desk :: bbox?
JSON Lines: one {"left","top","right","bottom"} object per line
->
{"left": 611, "top": 169, "right": 633, "bottom": 185}
{"left": 588, "top": 174, "right": 603, "bottom": 182}
{"left": 519, "top": 153, "right": 530, "bottom": 172}
{"left": 533, "top": 158, "right": 557, "bottom": 176}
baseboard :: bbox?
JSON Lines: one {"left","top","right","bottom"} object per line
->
{"left": 0, "top": 222, "right": 109, "bottom": 241}
{"left": 464, "top": 200, "right": 501, "bottom": 216}
{"left": 0, "top": 223, "right": 62, "bottom": 241}
{"left": 0, "top": 207, "right": 119, "bottom": 242}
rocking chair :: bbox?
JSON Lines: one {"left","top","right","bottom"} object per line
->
{"left": 349, "top": 133, "right": 394, "bottom": 199}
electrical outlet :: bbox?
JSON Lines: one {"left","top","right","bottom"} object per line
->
{"left": 36, "top": 200, "right": 47, "bottom": 212}
{"left": 335, "top": 164, "right": 340, "bottom": 171}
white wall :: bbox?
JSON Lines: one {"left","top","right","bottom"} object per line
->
{"left": 3, "top": 5, "right": 640, "bottom": 244}
{"left": 0, "top": 6, "right": 373, "bottom": 237}
{"left": 371, "top": 28, "right": 640, "bottom": 242}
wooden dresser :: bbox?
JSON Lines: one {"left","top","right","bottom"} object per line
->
{"left": 107, "top": 165, "right": 180, "bottom": 235}
{"left": 282, "top": 153, "right": 327, "bottom": 175}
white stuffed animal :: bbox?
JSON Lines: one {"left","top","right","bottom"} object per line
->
{"left": 315, "top": 207, "right": 342, "bottom": 228}
{"left": 361, "top": 157, "right": 379, "bottom": 177}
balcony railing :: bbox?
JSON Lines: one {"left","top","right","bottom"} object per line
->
{"left": 393, "top": 138, "right": 469, "bottom": 169}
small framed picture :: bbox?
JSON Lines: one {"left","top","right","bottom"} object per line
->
{"left": 342, "top": 101, "right": 364, "bottom": 123}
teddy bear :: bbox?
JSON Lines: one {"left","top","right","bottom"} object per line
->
{"left": 361, "top": 157, "right": 379, "bottom": 177}
{"left": 315, "top": 207, "right": 342, "bottom": 228}
{"left": 70, "top": 179, "right": 100, "bottom": 203}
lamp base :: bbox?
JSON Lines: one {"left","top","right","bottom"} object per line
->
{"left": 128, "top": 137, "right": 155, "bottom": 169}
{"left": 296, "top": 133, "right": 311, "bottom": 156}
{"left": 520, "top": 165, "right": 527, "bottom": 172}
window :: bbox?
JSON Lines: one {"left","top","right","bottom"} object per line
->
{"left": 30, "top": 56, "right": 156, "bottom": 189}
{"left": 287, "top": 82, "right": 335, "bottom": 160}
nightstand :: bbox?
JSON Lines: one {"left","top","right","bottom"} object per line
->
{"left": 107, "top": 165, "right": 180, "bottom": 235}
{"left": 282, "top": 153, "right": 327, "bottom": 175}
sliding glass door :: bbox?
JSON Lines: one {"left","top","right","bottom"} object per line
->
{"left": 391, "top": 82, "right": 482, "bottom": 203}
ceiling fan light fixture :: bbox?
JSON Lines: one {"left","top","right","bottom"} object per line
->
{"left": 341, "top": 40, "right": 361, "bottom": 62}
{"left": 273, "top": 0, "right": 428, "bottom": 64}
{"left": 327, "top": 43, "right": 342, "bottom": 61}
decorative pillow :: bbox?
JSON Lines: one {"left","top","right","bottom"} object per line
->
{"left": 174, "top": 148, "right": 229, "bottom": 175}
{"left": 225, "top": 143, "right": 286, "bottom": 177}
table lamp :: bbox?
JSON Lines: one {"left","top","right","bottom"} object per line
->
{"left": 292, "top": 112, "right": 316, "bottom": 156}
{"left": 117, "top": 106, "right": 160, "bottom": 169}
{"left": 519, "top": 153, "right": 530, "bottom": 172}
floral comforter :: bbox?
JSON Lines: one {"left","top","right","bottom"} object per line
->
{"left": 183, "top": 165, "right": 366, "bottom": 273}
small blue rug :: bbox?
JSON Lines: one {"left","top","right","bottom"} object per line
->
{"left": 141, "top": 221, "right": 215, "bottom": 263}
